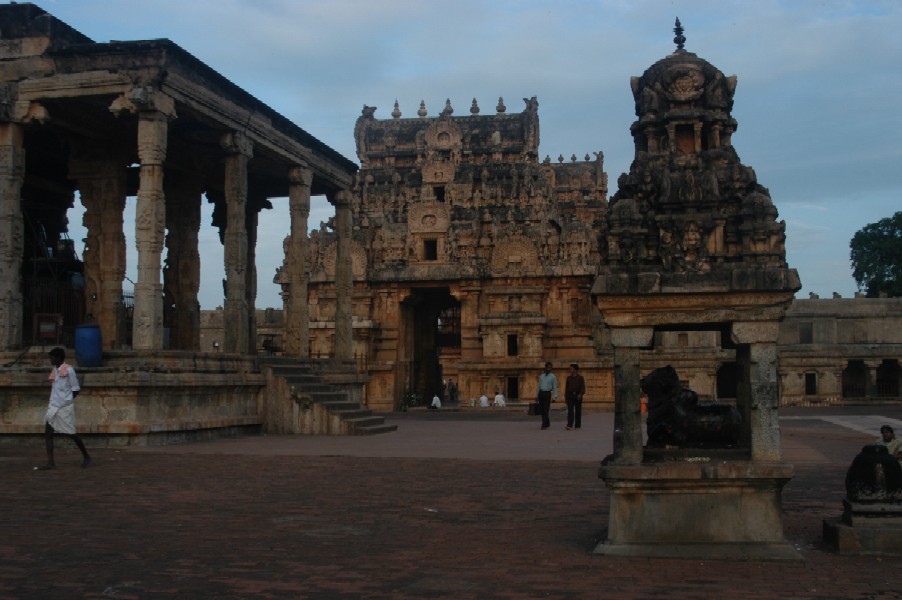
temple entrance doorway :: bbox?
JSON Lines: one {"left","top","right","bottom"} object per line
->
{"left": 399, "top": 288, "right": 460, "bottom": 407}
{"left": 506, "top": 376, "right": 520, "bottom": 401}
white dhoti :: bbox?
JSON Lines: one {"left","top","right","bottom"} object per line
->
{"left": 46, "top": 402, "right": 76, "bottom": 435}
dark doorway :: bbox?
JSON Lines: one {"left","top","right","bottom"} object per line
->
{"left": 876, "top": 360, "right": 900, "bottom": 398}
{"left": 843, "top": 360, "right": 867, "bottom": 398}
{"left": 805, "top": 373, "right": 818, "bottom": 396}
{"left": 716, "top": 361, "right": 739, "bottom": 400}
{"left": 399, "top": 288, "right": 460, "bottom": 409}
{"left": 506, "top": 376, "right": 520, "bottom": 400}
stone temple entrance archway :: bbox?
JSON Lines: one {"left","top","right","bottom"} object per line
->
{"left": 399, "top": 288, "right": 460, "bottom": 406}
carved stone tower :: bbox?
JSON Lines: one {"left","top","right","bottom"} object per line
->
{"left": 593, "top": 19, "right": 802, "bottom": 559}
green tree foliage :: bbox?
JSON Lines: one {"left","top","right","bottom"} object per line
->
{"left": 849, "top": 211, "right": 902, "bottom": 297}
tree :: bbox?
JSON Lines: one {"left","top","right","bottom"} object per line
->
{"left": 849, "top": 211, "right": 902, "bottom": 298}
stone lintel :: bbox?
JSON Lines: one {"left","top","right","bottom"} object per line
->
{"left": 15, "top": 71, "right": 132, "bottom": 103}
{"left": 595, "top": 291, "right": 795, "bottom": 328}
{"left": 731, "top": 320, "right": 781, "bottom": 345}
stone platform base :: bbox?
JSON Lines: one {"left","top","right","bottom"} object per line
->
{"left": 594, "top": 539, "right": 801, "bottom": 560}
{"left": 823, "top": 501, "right": 902, "bottom": 555}
{"left": 597, "top": 461, "right": 800, "bottom": 560}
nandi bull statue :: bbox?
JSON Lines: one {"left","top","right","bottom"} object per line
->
{"left": 640, "top": 366, "right": 741, "bottom": 448}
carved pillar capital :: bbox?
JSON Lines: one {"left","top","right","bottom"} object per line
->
{"left": 609, "top": 327, "right": 655, "bottom": 349}
{"left": 128, "top": 86, "right": 177, "bottom": 117}
{"left": 332, "top": 189, "right": 353, "bottom": 208}
{"left": 220, "top": 131, "right": 254, "bottom": 158}
{"left": 288, "top": 164, "right": 313, "bottom": 187}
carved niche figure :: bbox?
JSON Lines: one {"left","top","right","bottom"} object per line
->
{"left": 680, "top": 222, "right": 709, "bottom": 272}
{"left": 658, "top": 227, "right": 676, "bottom": 270}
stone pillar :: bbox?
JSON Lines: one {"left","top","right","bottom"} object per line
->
{"left": 133, "top": 108, "right": 171, "bottom": 350}
{"left": 245, "top": 194, "right": 261, "bottom": 354}
{"left": 69, "top": 156, "right": 128, "bottom": 350}
{"left": 163, "top": 172, "right": 203, "bottom": 351}
{"left": 733, "top": 321, "right": 782, "bottom": 462}
{"left": 283, "top": 165, "right": 312, "bottom": 357}
{"left": 220, "top": 132, "right": 253, "bottom": 354}
{"left": 610, "top": 327, "right": 654, "bottom": 464}
{"left": 0, "top": 122, "right": 25, "bottom": 350}
{"left": 333, "top": 190, "right": 353, "bottom": 361}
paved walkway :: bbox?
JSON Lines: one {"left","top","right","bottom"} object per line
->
{"left": 2, "top": 406, "right": 901, "bottom": 599}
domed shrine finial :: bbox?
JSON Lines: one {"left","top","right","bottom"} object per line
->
{"left": 673, "top": 17, "right": 686, "bottom": 51}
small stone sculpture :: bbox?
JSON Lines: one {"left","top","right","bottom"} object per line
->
{"left": 641, "top": 365, "right": 741, "bottom": 448}
{"left": 845, "top": 444, "right": 902, "bottom": 502}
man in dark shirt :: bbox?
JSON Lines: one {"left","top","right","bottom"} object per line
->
{"left": 564, "top": 363, "right": 586, "bottom": 430}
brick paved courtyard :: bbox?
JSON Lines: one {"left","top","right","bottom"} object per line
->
{"left": 2, "top": 407, "right": 900, "bottom": 599}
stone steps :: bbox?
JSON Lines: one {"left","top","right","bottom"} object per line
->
{"left": 262, "top": 358, "right": 396, "bottom": 436}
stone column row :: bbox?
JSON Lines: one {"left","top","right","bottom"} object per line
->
{"left": 2, "top": 84, "right": 353, "bottom": 357}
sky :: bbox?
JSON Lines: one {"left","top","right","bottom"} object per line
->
{"left": 30, "top": 0, "right": 902, "bottom": 309}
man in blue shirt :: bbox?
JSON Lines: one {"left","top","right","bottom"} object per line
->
{"left": 537, "top": 362, "right": 558, "bottom": 429}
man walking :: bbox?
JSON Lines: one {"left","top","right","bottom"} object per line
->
{"left": 537, "top": 362, "right": 558, "bottom": 430}
{"left": 565, "top": 363, "right": 586, "bottom": 430}
{"left": 36, "top": 348, "right": 91, "bottom": 470}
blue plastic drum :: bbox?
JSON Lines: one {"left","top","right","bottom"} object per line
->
{"left": 74, "top": 323, "right": 103, "bottom": 367}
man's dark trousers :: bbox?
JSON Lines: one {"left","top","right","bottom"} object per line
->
{"left": 566, "top": 394, "right": 582, "bottom": 428}
{"left": 538, "top": 390, "right": 552, "bottom": 428}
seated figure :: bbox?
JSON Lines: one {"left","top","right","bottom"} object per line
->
{"left": 640, "top": 366, "right": 741, "bottom": 448}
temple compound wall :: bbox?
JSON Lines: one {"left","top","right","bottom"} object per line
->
{"left": 779, "top": 296, "right": 902, "bottom": 406}
{"left": 206, "top": 294, "right": 902, "bottom": 409}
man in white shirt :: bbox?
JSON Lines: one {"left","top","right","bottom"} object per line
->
{"left": 37, "top": 348, "right": 91, "bottom": 470}
{"left": 493, "top": 390, "right": 506, "bottom": 407}
{"left": 430, "top": 394, "right": 442, "bottom": 409}
{"left": 479, "top": 394, "right": 490, "bottom": 407}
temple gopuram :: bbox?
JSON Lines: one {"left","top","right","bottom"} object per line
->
{"left": 292, "top": 97, "right": 611, "bottom": 410}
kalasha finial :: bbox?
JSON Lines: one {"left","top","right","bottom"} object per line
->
{"left": 673, "top": 17, "right": 686, "bottom": 50}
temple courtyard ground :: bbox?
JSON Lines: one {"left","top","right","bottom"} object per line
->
{"left": 2, "top": 405, "right": 901, "bottom": 599}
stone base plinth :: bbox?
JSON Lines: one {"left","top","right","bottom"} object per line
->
{"left": 823, "top": 500, "right": 902, "bottom": 555}
{"left": 596, "top": 461, "right": 800, "bottom": 560}
{"left": 0, "top": 351, "right": 265, "bottom": 446}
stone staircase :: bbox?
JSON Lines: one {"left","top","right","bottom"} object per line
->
{"left": 261, "top": 358, "right": 396, "bottom": 435}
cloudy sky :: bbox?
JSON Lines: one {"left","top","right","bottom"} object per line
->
{"left": 35, "top": 0, "right": 902, "bottom": 308}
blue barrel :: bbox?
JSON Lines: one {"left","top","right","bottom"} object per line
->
{"left": 74, "top": 323, "right": 103, "bottom": 367}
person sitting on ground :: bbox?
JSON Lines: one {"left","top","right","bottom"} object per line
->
{"left": 876, "top": 424, "right": 902, "bottom": 460}
{"left": 479, "top": 394, "right": 490, "bottom": 408}
{"left": 493, "top": 390, "right": 506, "bottom": 407}
{"left": 429, "top": 394, "right": 441, "bottom": 410}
